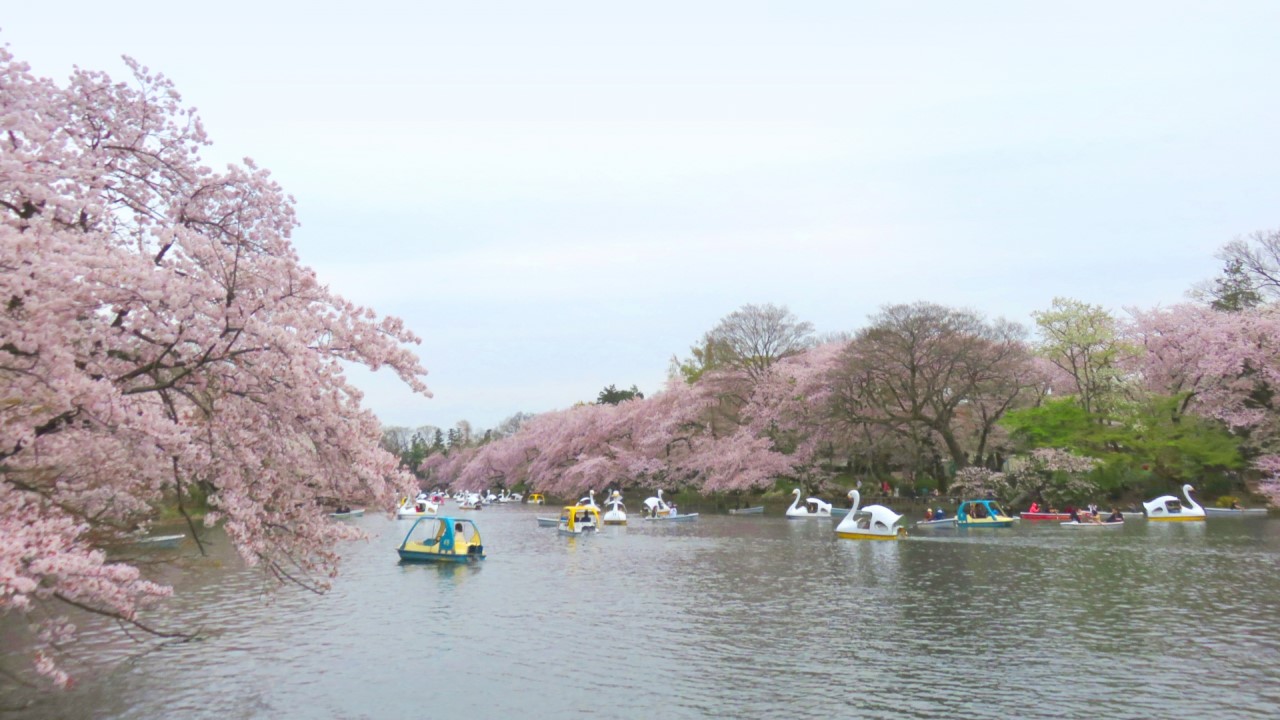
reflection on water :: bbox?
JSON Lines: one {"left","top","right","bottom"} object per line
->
{"left": 4, "top": 508, "right": 1279, "bottom": 719}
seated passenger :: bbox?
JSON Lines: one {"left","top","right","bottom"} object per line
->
{"left": 1106, "top": 508, "right": 1124, "bottom": 523}
{"left": 934, "top": 508, "right": 946, "bottom": 520}
{"left": 925, "top": 508, "right": 935, "bottom": 521}
{"left": 453, "top": 522, "right": 469, "bottom": 553}
{"left": 1028, "top": 501, "right": 1040, "bottom": 513}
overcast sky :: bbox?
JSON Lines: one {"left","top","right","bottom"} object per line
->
{"left": 8, "top": 2, "right": 1280, "bottom": 430}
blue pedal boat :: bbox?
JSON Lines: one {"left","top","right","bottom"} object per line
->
{"left": 397, "top": 516, "right": 485, "bottom": 563}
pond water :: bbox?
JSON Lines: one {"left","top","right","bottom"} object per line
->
{"left": 5, "top": 503, "right": 1279, "bottom": 719}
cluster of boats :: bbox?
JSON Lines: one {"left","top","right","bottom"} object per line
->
{"left": 914, "top": 484, "right": 1266, "bottom": 530}
{"left": 533, "top": 489, "right": 701, "bottom": 535}
{"left": 391, "top": 482, "right": 1268, "bottom": 564}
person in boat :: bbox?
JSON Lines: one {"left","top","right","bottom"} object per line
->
{"left": 1230, "top": 500, "right": 1243, "bottom": 510}
{"left": 1028, "top": 501, "right": 1040, "bottom": 513}
{"left": 1069, "top": 507, "right": 1081, "bottom": 523}
{"left": 1106, "top": 508, "right": 1124, "bottom": 523}
{"left": 934, "top": 508, "right": 945, "bottom": 520}
{"left": 924, "top": 508, "right": 935, "bottom": 521}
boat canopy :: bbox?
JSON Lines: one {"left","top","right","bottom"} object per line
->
{"left": 399, "top": 516, "right": 483, "bottom": 556}
{"left": 958, "top": 499, "right": 1011, "bottom": 521}
{"left": 561, "top": 505, "right": 601, "bottom": 532}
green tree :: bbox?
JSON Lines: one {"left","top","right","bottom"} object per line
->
{"left": 597, "top": 384, "right": 645, "bottom": 405}
{"left": 1001, "top": 396, "right": 1242, "bottom": 492}
{"left": 1031, "top": 297, "right": 1129, "bottom": 415}
{"left": 1208, "top": 257, "right": 1264, "bottom": 312}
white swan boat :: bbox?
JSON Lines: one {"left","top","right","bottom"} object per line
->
{"left": 835, "top": 490, "right": 907, "bottom": 540}
{"left": 1143, "top": 484, "right": 1206, "bottom": 522}
{"left": 602, "top": 490, "right": 628, "bottom": 525}
{"left": 578, "top": 489, "right": 600, "bottom": 510}
{"left": 396, "top": 494, "right": 438, "bottom": 518}
{"left": 785, "top": 488, "right": 832, "bottom": 519}
{"left": 643, "top": 489, "right": 673, "bottom": 518}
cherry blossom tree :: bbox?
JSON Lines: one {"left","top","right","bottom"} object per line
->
{"left": 1125, "top": 304, "right": 1280, "bottom": 503}
{"left": 1, "top": 49, "right": 429, "bottom": 684}
{"left": 949, "top": 449, "right": 1099, "bottom": 506}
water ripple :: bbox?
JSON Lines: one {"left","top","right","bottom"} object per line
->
{"left": 3, "top": 509, "right": 1278, "bottom": 719}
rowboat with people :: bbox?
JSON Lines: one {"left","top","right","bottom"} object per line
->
{"left": 1019, "top": 510, "right": 1072, "bottom": 521}
{"left": 558, "top": 505, "right": 601, "bottom": 536}
{"left": 397, "top": 516, "right": 485, "bottom": 563}
{"left": 956, "top": 499, "right": 1015, "bottom": 528}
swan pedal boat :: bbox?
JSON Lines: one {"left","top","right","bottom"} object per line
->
{"left": 602, "top": 490, "right": 628, "bottom": 525}
{"left": 835, "top": 490, "right": 907, "bottom": 540}
{"left": 643, "top": 489, "right": 674, "bottom": 517}
{"left": 528, "top": 493, "right": 546, "bottom": 505}
{"left": 785, "top": 488, "right": 833, "bottom": 519}
{"left": 559, "top": 505, "right": 601, "bottom": 535}
{"left": 728, "top": 506, "right": 764, "bottom": 515}
{"left": 397, "top": 516, "right": 485, "bottom": 563}
{"left": 956, "top": 499, "right": 1015, "bottom": 528}
{"left": 1143, "top": 484, "right": 1206, "bottom": 522}
{"left": 396, "top": 496, "right": 438, "bottom": 518}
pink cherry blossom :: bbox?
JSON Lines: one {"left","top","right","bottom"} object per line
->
{"left": 2, "top": 48, "right": 428, "bottom": 684}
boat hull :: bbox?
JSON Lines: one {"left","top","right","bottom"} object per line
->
{"left": 1148, "top": 515, "right": 1205, "bottom": 522}
{"left": 133, "top": 534, "right": 184, "bottom": 548}
{"left": 398, "top": 548, "right": 483, "bottom": 563}
{"left": 914, "top": 517, "right": 956, "bottom": 527}
{"left": 836, "top": 529, "right": 906, "bottom": 540}
{"left": 644, "top": 513, "right": 699, "bottom": 522}
{"left": 728, "top": 506, "right": 764, "bottom": 515}
{"left": 1204, "top": 507, "right": 1268, "bottom": 515}
{"left": 536, "top": 516, "right": 559, "bottom": 527}
{"left": 602, "top": 519, "right": 627, "bottom": 525}
{"left": 1060, "top": 521, "right": 1124, "bottom": 527}
{"left": 957, "top": 518, "right": 1014, "bottom": 528}
{"left": 329, "top": 509, "right": 365, "bottom": 519}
